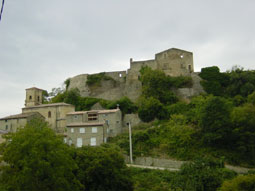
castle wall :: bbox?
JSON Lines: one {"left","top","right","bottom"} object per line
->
{"left": 67, "top": 48, "right": 202, "bottom": 102}
{"left": 104, "top": 71, "right": 127, "bottom": 83}
{"left": 156, "top": 48, "right": 194, "bottom": 77}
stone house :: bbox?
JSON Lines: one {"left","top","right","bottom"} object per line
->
{"left": 65, "top": 108, "right": 122, "bottom": 147}
{"left": 0, "top": 112, "right": 44, "bottom": 133}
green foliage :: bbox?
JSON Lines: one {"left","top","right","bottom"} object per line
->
{"left": 86, "top": 72, "right": 116, "bottom": 87}
{"left": 200, "top": 66, "right": 255, "bottom": 98}
{"left": 167, "top": 102, "right": 189, "bottom": 117}
{"left": 139, "top": 66, "right": 184, "bottom": 105}
{"left": 247, "top": 91, "right": 255, "bottom": 105}
{"left": 199, "top": 96, "right": 233, "bottom": 146}
{"left": 138, "top": 97, "right": 169, "bottom": 122}
{"left": 219, "top": 174, "right": 255, "bottom": 191}
{"left": 102, "top": 97, "right": 138, "bottom": 115}
{"left": 0, "top": 117, "right": 81, "bottom": 191}
{"left": 42, "top": 90, "right": 49, "bottom": 104}
{"left": 171, "top": 157, "right": 236, "bottom": 191}
{"left": 73, "top": 145, "right": 133, "bottom": 191}
{"left": 64, "top": 78, "right": 71, "bottom": 90}
{"left": 164, "top": 115, "right": 198, "bottom": 159}
{"left": 129, "top": 168, "right": 174, "bottom": 191}
{"left": 231, "top": 103, "right": 255, "bottom": 163}
{"left": 199, "top": 66, "right": 229, "bottom": 96}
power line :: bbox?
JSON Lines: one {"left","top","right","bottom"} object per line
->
{"left": 0, "top": 0, "right": 4, "bottom": 22}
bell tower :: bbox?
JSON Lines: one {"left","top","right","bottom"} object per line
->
{"left": 25, "top": 87, "right": 44, "bottom": 107}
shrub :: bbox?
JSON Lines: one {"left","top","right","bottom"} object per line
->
{"left": 219, "top": 174, "right": 255, "bottom": 191}
{"left": 86, "top": 72, "right": 116, "bottom": 87}
{"left": 171, "top": 157, "right": 236, "bottom": 191}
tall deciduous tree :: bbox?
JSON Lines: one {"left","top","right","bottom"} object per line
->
{"left": 73, "top": 145, "right": 133, "bottom": 191}
{"left": 199, "top": 96, "right": 232, "bottom": 146}
{"left": 0, "top": 118, "right": 82, "bottom": 191}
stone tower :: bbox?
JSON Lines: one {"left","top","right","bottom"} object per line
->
{"left": 25, "top": 87, "right": 44, "bottom": 107}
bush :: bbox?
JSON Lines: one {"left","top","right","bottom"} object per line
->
{"left": 171, "top": 157, "right": 236, "bottom": 191}
{"left": 138, "top": 97, "right": 169, "bottom": 122}
{"left": 86, "top": 72, "right": 116, "bottom": 87}
{"left": 219, "top": 174, "right": 255, "bottom": 191}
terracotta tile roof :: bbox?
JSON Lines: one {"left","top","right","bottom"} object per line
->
{"left": 67, "top": 122, "right": 105, "bottom": 127}
{"left": 67, "top": 109, "right": 120, "bottom": 115}
{"left": 23, "top": 102, "right": 74, "bottom": 109}
{"left": 0, "top": 112, "right": 40, "bottom": 120}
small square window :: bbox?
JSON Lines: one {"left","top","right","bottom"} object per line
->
{"left": 80, "top": 128, "right": 85, "bottom": 133}
{"left": 92, "top": 127, "right": 97, "bottom": 133}
{"left": 71, "top": 128, "right": 74, "bottom": 133}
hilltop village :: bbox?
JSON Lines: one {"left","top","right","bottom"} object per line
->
{"left": 0, "top": 48, "right": 204, "bottom": 147}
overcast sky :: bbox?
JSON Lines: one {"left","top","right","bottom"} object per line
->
{"left": 0, "top": 0, "right": 255, "bottom": 117}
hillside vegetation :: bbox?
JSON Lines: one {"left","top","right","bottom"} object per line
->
{"left": 45, "top": 66, "right": 255, "bottom": 167}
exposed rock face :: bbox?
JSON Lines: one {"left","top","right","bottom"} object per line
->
{"left": 68, "top": 48, "right": 204, "bottom": 101}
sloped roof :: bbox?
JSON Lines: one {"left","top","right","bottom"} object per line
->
{"left": 0, "top": 112, "right": 42, "bottom": 120}
{"left": 23, "top": 102, "right": 74, "bottom": 109}
{"left": 67, "top": 108, "right": 120, "bottom": 115}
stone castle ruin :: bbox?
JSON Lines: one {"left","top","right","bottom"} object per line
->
{"left": 68, "top": 48, "right": 204, "bottom": 101}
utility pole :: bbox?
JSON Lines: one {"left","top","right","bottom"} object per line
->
{"left": 128, "top": 122, "right": 133, "bottom": 164}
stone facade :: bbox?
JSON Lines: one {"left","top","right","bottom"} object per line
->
{"left": 0, "top": 87, "right": 75, "bottom": 134}
{"left": 66, "top": 108, "right": 122, "bottom": 147}
{"left": 0, "top": 112, "right": 44, "bottom": 133}
{"left": 22, "top": 103, "right": 75, "bottom": 133}
{"left": 68, "top": 48, "right": 202, "bottom": 101}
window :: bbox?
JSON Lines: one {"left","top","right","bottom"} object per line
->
{"left": 105, "top": 120, "right": 109, "bottom": 125}
{"left": 29, "top": 95, "right": 32, "bottom": 100}
{"left": 74, "top": 115, "right": 78, "bottom": 119}
{"left": 48, "top": 111, "right": 51, "bottom": 118}
{"left": 37, "top": 96, "right": 40, "bottom": 101}
{"left": 119, "top": 73, "right": 122, "bottom": 77}
{"left": 5, "top": 125, "right": 8, "bottom": 130}
{"left": 88, "top": 113, "right": 98, "bottom": 121}
{"left": 71, "top": 128, "right": 74, "bottom": 133}
{"left": 68, "top": 139, "right": 72, "bottom": 145}
{"left": 64, "top": 138, "right": 67, "bottom": 143}
{"left": 92, "top": 127, "right": 97, "bottom": 133}
{"left": 90, "top": 137, "right": 96, "bottom": 146}
{"left": 116, "top": 121, "right": 119, "bottom": 124}
{"left": 5, "top": 119, "right": 7, "bottom": 122}
{"left": 80, "top": 128, "right": 85, "bottom": 133}
{"left": 77, "top": 138, "right": 83, "bottom": 147}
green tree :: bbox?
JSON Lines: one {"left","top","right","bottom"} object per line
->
{"left": 231, "top": 103, "right": 255, "bottom": 162}
{"left": 139, "top": 67, "right": 178, "bottom": 105}
{"left": 73, "top": 145, "right": 133, "bottom": 191}
{"left": 138, "top": 97, "right": 168, "bottom": 122}
{"left": 199, "top": 96, "right": 233, "bottom": 146}
{"left": 0, "top": 117, "right": 81, "bottom": 191}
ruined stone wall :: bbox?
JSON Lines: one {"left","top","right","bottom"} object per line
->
{"left": 67, "top": 48, "right": 203, "bottom": 102}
